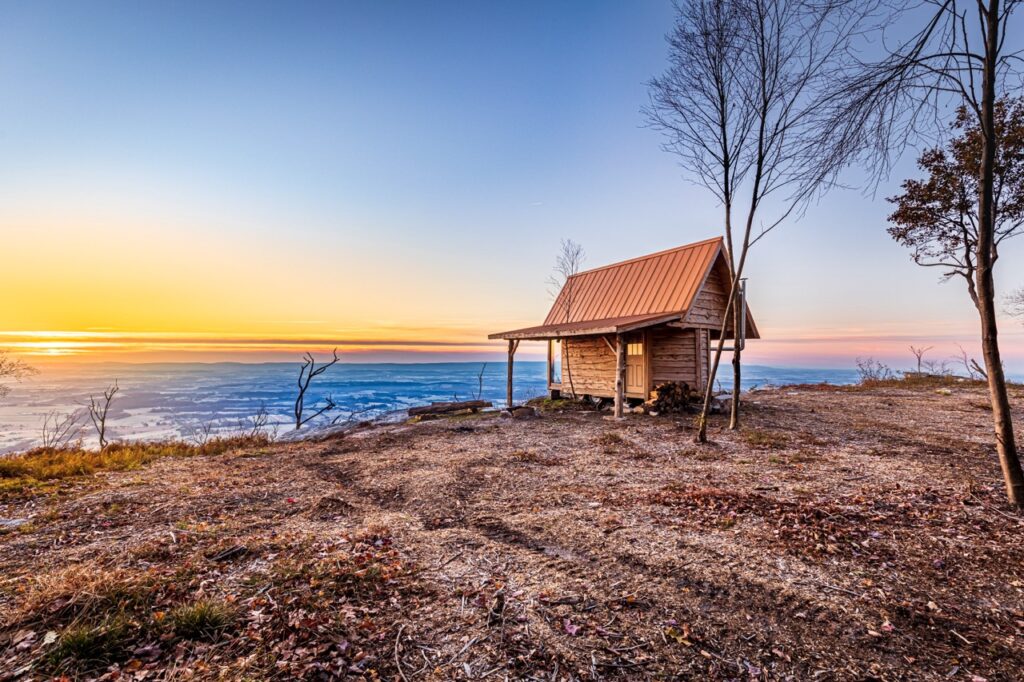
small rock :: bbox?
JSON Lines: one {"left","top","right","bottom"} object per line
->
{"left": 509, "top": 406, "right": 538, "bottom": 420}
{"left": 0, "top": 518, "right": 29, "bottom": 531}
{"left": 12, "top": 629, "right": 35, "bottom": 646}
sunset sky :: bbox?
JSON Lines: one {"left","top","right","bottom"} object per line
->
{"left": 3, "top": 1, "right": 1024, "bottom": 370}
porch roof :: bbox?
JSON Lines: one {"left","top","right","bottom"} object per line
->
{"left": 487, "top": 312, "right": 682, "bottom": 341}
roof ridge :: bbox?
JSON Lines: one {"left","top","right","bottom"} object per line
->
{"left": 569, "top": 236, "right": 722, "bottom": 278}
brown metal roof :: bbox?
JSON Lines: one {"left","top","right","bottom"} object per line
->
{"left": 487, "top": 312, "right": 683, "bottom": 341}
{"left": 491, "top": 236, "right": 756, "bottom": 341}
{"left": 542, "top": 236, "right": 722, "bottom": 325}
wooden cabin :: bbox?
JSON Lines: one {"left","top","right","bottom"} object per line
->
{"left": 489, "top": 237, "right": 758, "bottom": 416}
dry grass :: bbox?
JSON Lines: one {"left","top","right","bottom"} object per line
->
{"left": 1, "top": 384, "right": 1022, "bottom": 680}
{"left": 741, "top": 428, "right": 790, "bottom": 449}
{"left": 509, "top": 449, "right": 559, "bottom": 465}
{"left": 0, "top": 436, "right": 268, "bottom": 498}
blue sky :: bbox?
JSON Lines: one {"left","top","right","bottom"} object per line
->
{"left": 1, "top": 1, "right": 1022, "bottom": 370}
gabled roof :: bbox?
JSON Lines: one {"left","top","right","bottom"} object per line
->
{"left": 542, "top": 236, "right": 722, "bottom": 325}
{"left": 489, "top": 237, "right": 758, "bottom": 341}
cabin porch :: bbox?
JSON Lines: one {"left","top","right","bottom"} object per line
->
{"left": 500, "top": 321, "right": 718, "bottom": 419}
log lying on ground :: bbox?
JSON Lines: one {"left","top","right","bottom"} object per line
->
{"left": 408, "top": 400, "right": 492, "bottom": 417}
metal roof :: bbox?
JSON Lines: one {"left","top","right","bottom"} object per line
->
{"left": 491, "top": 237, "right": 746, "bottom": 340}
{"left": 541, "top": 236, "right": 724, "bottom": 326}
{"left": 487, "top": 312, "right": 684, "bottom": 340}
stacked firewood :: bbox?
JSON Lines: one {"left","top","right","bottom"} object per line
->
{"left": 648, "top": 381, "right": 695, "bottom": 413}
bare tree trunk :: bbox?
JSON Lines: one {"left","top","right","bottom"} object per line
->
{"left": 729, "top": 300, "right": 741, "bottom": 430}
{"left": 614, "top": 335, "right": 626, "bottom": 419}
{"left": 976, "top": 0, "right": 1024, "bottom": 507}
{"left": 730, "top": 350, "right": 741, "bottom": 429}
{"left": 978, "top": 289, "right": 1023, "bottom": 505}
{"left": 506, "top": 340, "right": 517, "bottom": 408}
{"left": 696, "top": 276, "right": 740, "bottom": 442}
{"left": 564, "top": 340, "right": 577, "bottom": 400}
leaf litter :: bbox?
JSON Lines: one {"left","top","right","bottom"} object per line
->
{"left": 0, "top": 382, "right": 1022, "bottom": 680}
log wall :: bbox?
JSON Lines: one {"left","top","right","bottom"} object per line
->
{"left": 561, "top": 336, "right": 617, "bottom": 397}
{"left": 685, "top": 268, "right": 730, "bottom": 330}
{"left": 562, "top": 326, "right": 708, "bottom": 399}
{"left": 649, "top": 327, "right": 702, "bottom": 391}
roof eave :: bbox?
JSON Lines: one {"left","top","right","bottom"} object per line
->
{"left": 489, "top": 312, "right": 683, "bottom": 341}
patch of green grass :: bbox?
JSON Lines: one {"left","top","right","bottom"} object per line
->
{"left": 170, "top": 600, "right": 234, "bottom": 641}
{"left": 50, "top": 616, "right": 129, "bottom": 667}
{"left": 529, "top": 396, "right": 591, "bottom": 412}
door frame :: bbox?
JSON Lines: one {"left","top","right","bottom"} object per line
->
{"left": 624, "top": 331, "right": 648, "bottom": 398}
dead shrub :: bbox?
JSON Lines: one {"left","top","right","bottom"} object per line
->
{"left": 594, "top": 431, "right": 625, "bottom": 453}
{"left": 742, "top": 429, "right": 790, "bottom": 450}
{"left": 510, "top": 450, "right": 557, "bottom": 465}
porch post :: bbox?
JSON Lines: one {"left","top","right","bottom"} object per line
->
{"left": 506, "top": 339, "right": 519, "bottom": 408}
{"left": 614, "top": 334, "right": 626, "bottom": 418}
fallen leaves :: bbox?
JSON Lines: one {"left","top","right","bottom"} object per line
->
{"left": 1, "top": 383, "right": 1022, "bottom": 679}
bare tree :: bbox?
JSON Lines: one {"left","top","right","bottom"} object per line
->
{"left": 294, "top": 349, "right": 339, "bottom": 430}
{"left": 856, "top": 357, "right": 895, "bottom": 383}
{"left": 472, "top": 363, "right": 488, "bottom": 401}
{"left": 88, "top": 381, "right": 119, "bottom": 450}
{"left": 238, "top": 401, "right": 272, "bottom": 439}
{"left": 330, "top": 406, "right": 372, "bottom": 427}
{"left": 827, "top": 0, "right": 1024, "bottom": 506}
{"left": 40, "top": 409, "right": 83, "bottom": 449}
{"left": 923, "top": 358, "right": 952, "bottom": 376}
{"left": 909, "top": 345, "right": 935, "bottom": 373}
{"left": 1007, "top": 287, "right": 1024, "bottom": 319}
{"left": 954, "top": 343, "right": 988, "bottom": 379}
{"left": 547, "top": 239, "right": 585, "bottom": 400}
{"left": 0, "top": 351, "right": 36, "bottom": 401}
{"left": 647, "top": 0, "right": 878, "bottom": 440}
{"left": 646, "top": 0, "right": 750, "bottom": 429}
{"left": 189, "top": 422, "right": 214, "bottom": 447}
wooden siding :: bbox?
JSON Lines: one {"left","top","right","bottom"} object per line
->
{"left": 649, "top": 327, "right": 701, "bottom": 391}
{"left": 561, "top": 336, "right": 617, "bottom": 397}
{"left": 698, "top": 328, "right": 709, "bottom": 389}
{"left": 560, "top": 326, "right": 709, "bottom": 399}
{"left": 684, "top": 267, "right": 730, "bottom": 330}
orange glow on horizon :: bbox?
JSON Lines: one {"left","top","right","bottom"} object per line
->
{"left": 0, "top": 329, "right": 521, "bottom": 363}
{"left": 4, "top": 323, "right": 1022, "bottom": 368}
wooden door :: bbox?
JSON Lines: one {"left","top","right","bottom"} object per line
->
{"left": 625, "top": 337, "right": 645, "bottom": 395}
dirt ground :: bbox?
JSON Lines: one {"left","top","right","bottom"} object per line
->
{"left": 1, "top": 382, "right": 1023, "bottom": 681}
